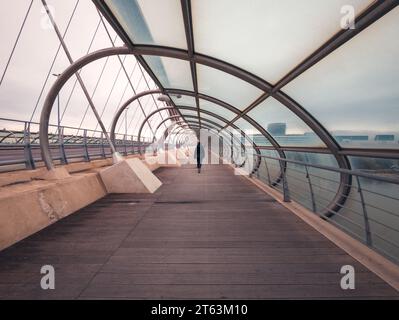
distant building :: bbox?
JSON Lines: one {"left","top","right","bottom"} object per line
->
{"left": 334, "top": 135, "right": 369, "bottom": 143}
{"left": 375, "top": 134, "right": 394, "bottom": 141}
{"left": 267, "top": 123, "right": 286, "bottom": 136}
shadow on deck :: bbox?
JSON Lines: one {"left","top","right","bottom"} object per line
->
{"left": 0, "top": 165, "right": 397, "bottom": 299}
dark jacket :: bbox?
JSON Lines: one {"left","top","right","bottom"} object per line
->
{"left": 195, "top": 143, "right": 205, "bottom": 160}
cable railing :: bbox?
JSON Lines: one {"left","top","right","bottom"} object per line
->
{"left": 253, "top": 152, "right": 399, "bottom": 265}
{"left": 0, "top": 117, "right": 152, "bottom": 171}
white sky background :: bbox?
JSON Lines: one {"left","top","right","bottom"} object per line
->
{"left": 0, "top": 0, "right": 169, "bottom": 138}
{"left": 0, "top": 1, "right": 397, "bottom": 142}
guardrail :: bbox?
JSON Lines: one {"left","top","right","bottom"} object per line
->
{"left": 0, "top": 118, "right": 152, "bottom": 171}
{"left": 253, "top": 152, "right": 399, "bottom": 265}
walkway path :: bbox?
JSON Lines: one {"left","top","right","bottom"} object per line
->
{"left": 0, "top": 165, "right": 397, "bottom": 299}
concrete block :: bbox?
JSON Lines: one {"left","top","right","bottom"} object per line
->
{"left": 99, "top": 158, "right": 162, "bottom": 193}
{"left": 143, "top": 156, "right": 160, "bottom": 172}
{"left": 0, "top": 173, "right": 106, "bottom": 250}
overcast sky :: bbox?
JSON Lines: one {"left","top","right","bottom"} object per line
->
{"left": 0, "top": 0, "right": 168, "bottom": 138}
{"left": 0, "top": 1, "right": 398, "bottom": 144}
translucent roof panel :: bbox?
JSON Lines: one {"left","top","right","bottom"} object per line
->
{"left": 143, "top": 56, "right": 193, "bottom": 91}
{"left": 171, "top": 95, "right": 196, "bottom": 108}
{"left": 247, "top": 97, "right": 325, "bottom": 147}
{"left": 199, "top": 112, "right": 226, "bottom": 127}
{"left": 186, "top": 120, "right": 200, "bottom": 127}
{"left": 197, "top": 64, "right": 263, "bottom": 110}
{"left": 233, "top": 118, "right": 260, "bottom": 136}
{"left": 199, "top": 99, "right": 237, "bottom": 121}
{"left": 104, "top": 0, "right": 187, "bottom": 49}
{"left": 195, "top": 118, "right": 222, "bottom": 130}
{"left": 283, "top": 8, "right": 399, "bottom": 149}
{"left": 192, "top": 0, "right": 373, "bottom": 83}
{"left": 178, "top": 109, "right": 198, "bottom": 117}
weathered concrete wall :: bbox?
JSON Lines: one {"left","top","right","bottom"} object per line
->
{"left": 0, "top": 152, "right": 180, "bottom": 251}
{"left": 0, "top": 172, "right": 107, "bottom": 250}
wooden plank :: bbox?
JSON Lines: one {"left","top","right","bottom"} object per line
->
{"left": 0, "top": 165, "right": 397, "bottom": 299}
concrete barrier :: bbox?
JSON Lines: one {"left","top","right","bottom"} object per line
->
{"left": 99, "top": 158, "right": 162, "bottom": 193}
{"left": 0, "top": 150, "right": 184, "bottom": 250}
{"left": 0, "top": 172, "right": 107, "bottom": 250}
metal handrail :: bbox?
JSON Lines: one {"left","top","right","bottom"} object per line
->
{"left": 254, "top": 152, "right": 399, "bottom": 264}
{"left": 0, "top": 117, "right": 152, "bottom": 170}
{"left": 255, "top": 153, "right": 399, "bottom": 185}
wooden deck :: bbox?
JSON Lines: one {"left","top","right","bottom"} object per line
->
{"left": 0, "top": 165, "right": 397, "bottom": 299}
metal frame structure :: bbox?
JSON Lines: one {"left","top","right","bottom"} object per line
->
{"left": 0, "top": 117, "right": 149, "bottom": 170}
{"left": 38, "top": 1, "right": 399, "bottom": 218}
{"left": 154, "top": 120, "right": 246, "bottom": 168}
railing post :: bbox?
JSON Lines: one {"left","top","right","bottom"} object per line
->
{"left": 58, "top": 126, "right": 68, "bottom": 165}
{"left": 230, "top": 132, "right": 234, "bottom": 165}
{"left": 305, "top": 165, "right": 317, "bottom": 212}
{"left": 23, "top": 122, "right": 35, "bottom": 170}
{"left": 83, "top": 129, "right": 90, "bottom": 162}
{"left": 123, "top": 134, "right": 128, "bottom": 156}
{"left": 356, "top": 176, "right": 372, "bottom": 246}
{"left": 279, "top": 159, "right": 290, "bottom": 202}
{"left": 264, "top": 157, "right": 272, "bottom": 186}
{"left": 100, "top": 132, "right": 106, "bottom": 158}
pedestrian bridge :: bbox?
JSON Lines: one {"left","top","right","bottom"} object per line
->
{"left": 0, "top": 0, "right": 399, "bottom": 300}
{"left": 0, "top": 163, "right": 398, "bottom": 299}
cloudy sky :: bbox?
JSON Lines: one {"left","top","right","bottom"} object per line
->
{"left": 0, "top": 0, "right": 169, "bottom": 138}
{"left": 0, "top": 0, "right": 398, "bottom": 146}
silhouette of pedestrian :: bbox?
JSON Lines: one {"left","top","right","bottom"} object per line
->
{"left": 195, "top": 140, "right": 205, "bottom": 173}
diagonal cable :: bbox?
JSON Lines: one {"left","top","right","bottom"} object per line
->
{"left": 29, "top": 0, "right": 80, "bottom": 122}
{"left": 0, "top": 0, "right": 34, "bottom": 87}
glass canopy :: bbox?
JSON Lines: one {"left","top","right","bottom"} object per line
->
{"left": 97, "top": 0, "right": 399, "bottom": 153}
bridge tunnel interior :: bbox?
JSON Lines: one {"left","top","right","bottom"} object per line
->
{"left": 0, "top": 0, "right": 398, "bottom": 300}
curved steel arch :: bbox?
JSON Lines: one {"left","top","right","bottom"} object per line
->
{"left": 109, "top": 88, "right": 284, "bottom": 158}
{"left": 111, "top": 45, "right": 346, "bottom": 153}
{"left": 153, "top": 115, "right": 186, "bottom": 140}
{"left": 38, "top": 45, "right": 350, "bottom": 216}
{"left": 154, "top": 121, "right": 243, "bottom": 166}
{"left": 135, "top": 106, "right": 262, "bottom": 172}
{"left": 170, "top": 122, "right": 246, "bottom": 167}
{"left": 135, "top": 106, "right": 260, "bottom": 154}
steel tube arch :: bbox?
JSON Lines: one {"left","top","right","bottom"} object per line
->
{"left": 166, "top": 124, "right": 244, "bottom": 166}
{"left": 135, "top": 106, "right": 256, "bottom": 153}
{"left": 109, "top": 88, "right": 283, "bottom": 158}
{"left": 153, "top": 115, "right": 186, "bottom": 141}
{"left": 40, "top": 46, "right": 133, "bottom": 170}
{"left": 135, "top": 107, "right": 261, "bottom": 172}
{"left": 39, "top": 45, "right": 350, "bottom": 215}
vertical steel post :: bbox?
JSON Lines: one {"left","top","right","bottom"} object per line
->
{"left": 264, "top": 157, "right": 272, "bottom": 186}
{"left": 230, "top": 132, "right": 234, "bottom": 165}
{"left": 100, "top": 132, "right": 106, "bottom": 158}
{"left": 305, "top": 165, "right": 317, "bottom": 212}
{"left": 83, "top": 129, "right": 90, "bottom": 162}
{"left": 23, "top": 122, "right": 35, "bottom": 170}
{"left": 123, "top": 134, "right": 128, "bottom": 156}
{"left": 279, "top": 159, "right": 290, "bottom": 202}
{"left": 58, "top": 126, "right": 68, "bottom": 164}
{"left": 356, "top": 176, "right": 372, "bottom": 246}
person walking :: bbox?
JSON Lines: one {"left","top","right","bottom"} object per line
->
{"left": 195, "top": 140, "right": 205, "bottom": 173}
